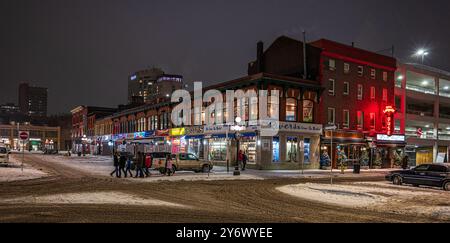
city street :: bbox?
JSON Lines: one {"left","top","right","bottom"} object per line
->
{"left": 0, "top": 153, "right": 448, "bottom": 223}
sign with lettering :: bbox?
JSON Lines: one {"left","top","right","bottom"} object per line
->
{"left": 376, "top": 134, "right": 405, "bottom": 142}
{"left": 278, "top": 122, "right": 322, "bottom": 134}
{"left": 185, "top": 126, "right": 204, "bottom": 135}
{"left": 383, "top": 106, "right": 396, "bottom": 136}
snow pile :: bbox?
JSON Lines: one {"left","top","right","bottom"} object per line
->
{"left": 278, "top": 182, "right": 450, "bottom": 220}
{"left": 0, "top": 191, "right": 186, "bottom": 208}
{"left": 0, "top": 155, "right": 47, "bottom": 182}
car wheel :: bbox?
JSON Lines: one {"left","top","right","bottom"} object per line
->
{"left": 393, "top": 175, "right": 403, "bottom": 185}
{"left": 202, "top": 165, "right": 210, "bottom": 173}
{"left": 443, "top": 181, "right": 450, "bottom": 191}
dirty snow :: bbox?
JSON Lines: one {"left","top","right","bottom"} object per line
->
{"left": 278, "top": 182, "right": 450, "bottom": 220}
{"left": 0, "top": 191, "right": 186, "bottom": 208}
{"left": 44, "top": 155, "right": 113, "bottom": 176}
{"left": 0, "top": 155, "right": 47, "bottom": 182}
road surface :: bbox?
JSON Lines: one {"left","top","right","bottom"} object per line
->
{"left": 0, "top": 153, "right": 443, "bottom": 223}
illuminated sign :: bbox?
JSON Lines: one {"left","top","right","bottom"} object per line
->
{"left": 170, "top": 127, "right": 186, "bottom": 136}
{"left": 383, "top": 106, "right": 396, "bottom": 136}
{"left": 130, "top": 75, "right": 137, "bottom": 81}
{"left": 377, "top": 134, "right": 405, "bottom": 142}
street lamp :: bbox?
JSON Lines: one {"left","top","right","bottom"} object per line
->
{"left": 415, "top": 49, "right": 429, "bottom": 64}
{"left": 231, "top": 117, "right": 244, "bottom": 176}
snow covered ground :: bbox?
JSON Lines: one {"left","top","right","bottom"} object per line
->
{"left": 278, "top": 182, "right": 450, "bottom": 220}
{"left": 0, "top": 155, "right": 47, "bottom": 182}
{"left": 44, "top": 154, "right": 114, "bottom": 176}
{"left": 0, "top": 191, "right": 187, "bottom": 208}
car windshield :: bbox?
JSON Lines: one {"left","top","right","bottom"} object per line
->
{"left": 414, "top": 165, "right": 429, "bottom": 172}
{"left": 0, "top": 148, "right": 7, "bottom": 154}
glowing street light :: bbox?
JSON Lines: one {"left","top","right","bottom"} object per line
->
{"left": 415, "top": 49, "right": 429, "bottom": 64}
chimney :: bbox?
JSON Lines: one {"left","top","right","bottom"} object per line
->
{"left": 257, "top": 41, "right": 264, "bottom": 73}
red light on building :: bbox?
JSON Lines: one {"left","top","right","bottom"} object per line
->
{"left": 383, "top": 106, "right": 396, "bottom": 136}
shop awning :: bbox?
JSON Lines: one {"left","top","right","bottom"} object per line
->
{"left": 185, "top": 135, "right": 204, "bottom": 139}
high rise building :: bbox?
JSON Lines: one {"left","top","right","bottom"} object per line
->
{"left": 18, "top": 82, "right": 48, "bottom": 117}
{"left": 128, "top": 67, "right": 183, "bottom": 103}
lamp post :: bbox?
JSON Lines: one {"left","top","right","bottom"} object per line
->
{"left": 325, "top": 124, "right": 337, "bottom": 185}
{"left": 232, "top": 117, "right": 243, "bottom": 176}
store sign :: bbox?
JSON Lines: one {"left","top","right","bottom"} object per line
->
{"left": 134, "top": 132, "right": 146, "bottom": 139}
{"left": 156, "top": 129, "right": 170, "bottom": 136}
{"left": 204, "top": 125, "right": 229, "bottom": 134}
{"left": 376, "top": 134, "right": 405, "bottom": 142}
{"left": 383, "top": 106, "right": 396, "bottom": 136}
{"left": 170, "top": 127, "right": 186, "bottom": 136}
{"left": 185, "top": 126, "right": 204, "bottom": 135}
{"left": 278, "top": 122, "right": 322, "bottom": 134}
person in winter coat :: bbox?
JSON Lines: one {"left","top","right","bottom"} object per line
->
{"left": 165, "top": 154, "right": 174, "bottom": 176}
{"left": 134, "top": 152, "right": 145, "bottom": 178}
{"left": 124, "top": 155, "right": 134, "bottom": 178}
{"left": 402, "top": 155, "right": 409, "bottom": 170}
{"left": 110, "top": 152, "right": 120, "bottom": 177}
{"left": 242, "top": 152, "right": 248, "bottom": 171}
{"left": 118, "top": 153, "right": 127, "bottom": 178}
{"left": 237, "top": 150, "right": 244, "bottom": 170}
{"left": 144, "top": 154, "right": 152, "bottom": 177}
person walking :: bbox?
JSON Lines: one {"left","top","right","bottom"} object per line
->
{"left": 237, "top": 150, "right": 244, "bottom": 170}
{"left": 110, "top": 152, "right": 119, "bottom": 177}
{"left": 124, "top": 154, "right": 134, "bottom": 178}
{"left": 242, "top": 152, "right": 248, "bottom": 171}
{"left": 118, "top": 153, "right": 127, "bottom": 178}
{"left": 165, "top": 154, "right": 173, "bottom": 176}
{"left": 402, "top": 155, "right": 409, "bottom": 170}
{"left": 144, "top": 153, "right": 152, "bottom": 177}
{"left": 134, "top": 152, "right": 145, "bottom": 178}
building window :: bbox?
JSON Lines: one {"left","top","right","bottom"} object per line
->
{"left": 358, "top": 66, "right": 364, "bottom": 76}
{"left": 357, "top": 84, "right": 363, "bottom": 100}
{"left": 357, "top": 111, "right": 364, "bottom": 129}
{"left": 371, "top": 69, "right": 376, "bottom": 79}
{"left": 383, "top": 71, "right": 388, "bottom": 82}
{"left": 328, "top": 79, "right": 335, "bottom": 96}
{"left": 343, "top": 82, "right": 349, "bottom": 95}
{"left": 327, "top": 107, "right": 335, "bottom": 125}
{"left": 303, "top": 100, "right": 314, "bottom": 123}
{"left": 395, "top": 119, "right": 401, "bottom": 132}
{"left": 344, "top": 63, "right": 350, "bottom": 74}
{"left": 370, "top": 113, "right": 376, "bottom": 130}
{"left": 286, "top": 98, "right": 297, "bottom": 122}
{"left": 250, "top": 96, "right": 258, "bottom": 121}
{"left": 370, "top": 86, "right": 376, "bottom": 100}
{"left": 343, "top": 109, "right": 349, "bottom": 128}
{"left": 329, "top": 59, "right": 336, "bottom": 71}
{"left": 382, "top": 88, "right": 388, "bottom": 102}
{"left": 395, "top": 95, "right": 401, "bottom": 110}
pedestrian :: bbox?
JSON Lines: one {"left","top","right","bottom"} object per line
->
{"left": 402, "top": 155, "right": 409, "bottom": 170}
{"left": 242, "top": 152, "right": 248, "bottom": 171}
{"left": 144, "top": 153, "right": 152, "bottom": 177}
{"left": 124, "top": 155, "right": 134, "bottom": 178}
{"left": 238, "top": 150, "right": 244, "bottom": 170}
{"left": 118, "top": 153, "right": 127, "bottom": 178}
{"left": 110, "top": 152, "right": 119, "bottom": 177}
{"left": 165, "top": 154, "right": 173, "bottom": 176}
{"left": 134, "top": 152, "right": 145, "bottom": 178}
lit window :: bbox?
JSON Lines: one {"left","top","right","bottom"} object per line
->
{"left": 286, "top": 98, "right": 297, "bottom": 122}
{"left": 371, "top": 69, "right": 376, "bottom": 79}
{"left": 329, "top": 59, "right": 336, "bottom": 71}
{"left": 370, "top": 113, "right": 376, "bottom": 130}
{"left": 303, "top": 100, "right": 314, "bottom": 123}
{"left": 343, "top": 82, "right": 349, "bottom": 95}
{"left": 382, "top": 89, "right": 388, "bottom": 102}
{"left": 370, "top": 87, "right": 376, "bottom": 100}
{"left": 358, "top": 66, "right": 364, "bottom": 76}
{"left": 383, "top": 72, "right": 388, "bottom": 82}
{"left": 357, "top": 111, "right": 364, "bottom": 130}
{"left": 328, "top": 79, "right": 335, "bottom": 96}
{"left": 357, "top": 84, "right": 363, "bottom": 100}
{"left": 343, "top": 110, "right": 349, "bottom": 128}
{"left": 344, "top": 63, "right": 350, "bottom": 74}
{"left": 327, "top": 108, "right": 335, "bottom": 125}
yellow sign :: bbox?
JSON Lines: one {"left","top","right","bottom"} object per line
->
{"left": 170, "top": 127, "right": 186, "bottom": 136}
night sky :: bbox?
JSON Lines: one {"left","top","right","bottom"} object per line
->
{"left": 1, "top": 0, "right": 449, "bottom": 115}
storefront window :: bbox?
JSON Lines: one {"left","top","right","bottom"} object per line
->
{"left": 286, "top": 98, "right": 297, "bottom": 121}
{"left": 239, "top": 136, "right": 256, "bottom": 163}
{"left": 303, "top": 138, "right": 311, "bottom": 163}
{"left": 303, "top": 100, "right": 314, "bottom": 123}
{"left": 273, "top": 137, "right": 280, "bottom": 162}
{"left": 250, "top": 97, "right": 258, "bottom": 121}
{"left": 286, "top": 137, "right": 298, "bottom": 162}
{"left": 208, "top": 139, "right": 227, "bottom": 161}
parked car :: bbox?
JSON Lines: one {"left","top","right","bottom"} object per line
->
{"left": 150, "top": 152, "right": 213, "bottom": 174}
{"left": 0, "top": 145, "right": 10, "bottom": 165}
{"left": 385, "top": 163, "right": 450, "bottom": 191}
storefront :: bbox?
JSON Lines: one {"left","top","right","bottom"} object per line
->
{"left": 321, "top": 130, "right": 366, "bottom": 169}
{"left": 184, "top": 126, "right": 205, "bottom": 159}
{"left": 372, "top": 134, "right": 407, "bottom": 168}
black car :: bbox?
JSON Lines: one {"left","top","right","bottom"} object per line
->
{"left": 385, "top": 164, "right": 450, "bottom": 191}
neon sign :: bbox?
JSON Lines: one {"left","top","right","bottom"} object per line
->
{"left": 383, "top": 106, "right": 396, "bottom": 136}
